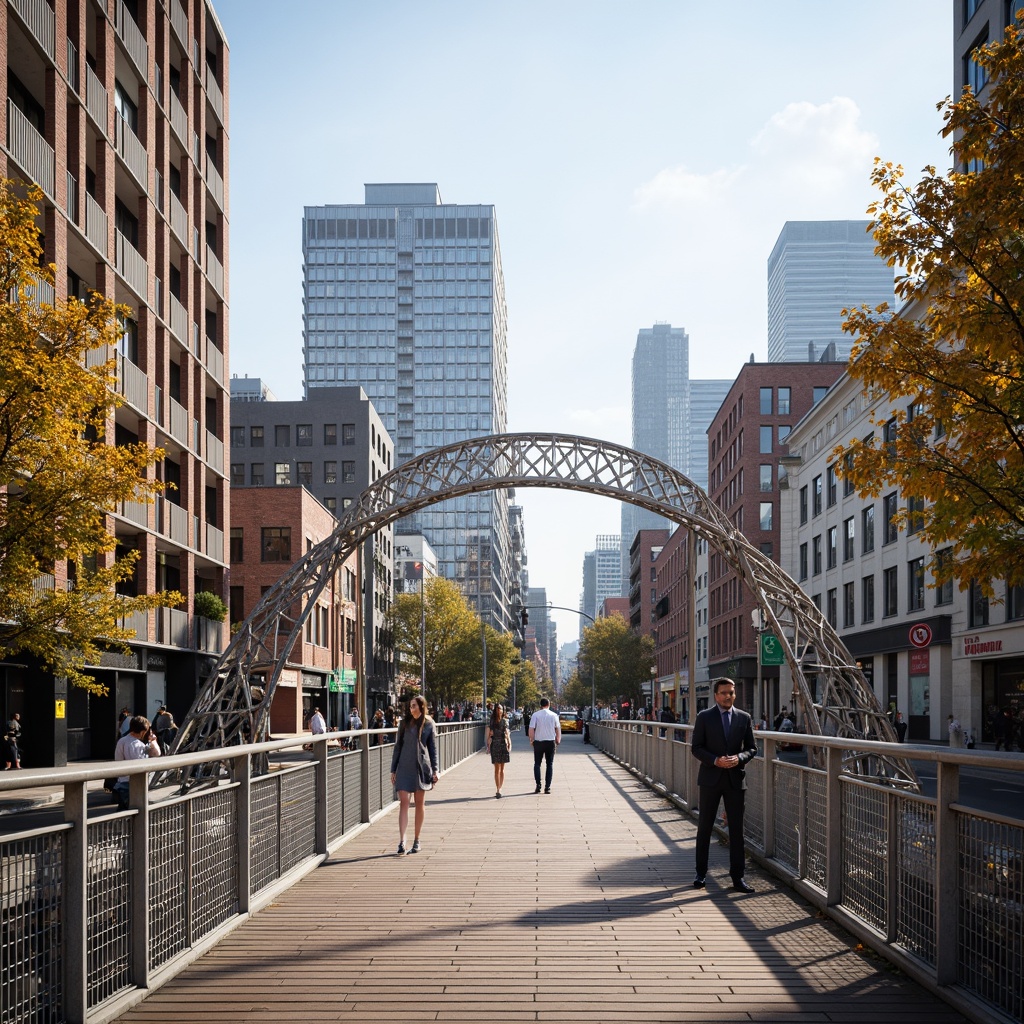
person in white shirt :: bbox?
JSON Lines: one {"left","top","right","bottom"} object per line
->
{"left": 309, "top": 706, "right": 327, "bottom": 735}
{"left": 528, "top": 698, "right": 561, "bottom": 794}
{"left": 113, "top": 716, "right": 161, "bottom": 809}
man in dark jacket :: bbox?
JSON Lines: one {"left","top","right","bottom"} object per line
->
{"left": 691, "top": 679, "right": 758, "bottom": 892}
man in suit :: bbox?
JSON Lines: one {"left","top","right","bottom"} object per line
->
{"left": 691, "top": 678, "right": 759, "bottom": 893}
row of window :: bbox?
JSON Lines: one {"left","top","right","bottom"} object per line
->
{"left": 230, "top": 423, "right": 357, "bottom": 448}
{"left": 230, "top": 461, "right": 358, "bottom": 487}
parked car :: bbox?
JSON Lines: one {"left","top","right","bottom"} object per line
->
{"left": 558, "top": 712, "right": 582, "bottom": 735}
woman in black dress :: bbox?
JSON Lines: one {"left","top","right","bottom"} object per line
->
{"left": 389, "top": 695, "right": 438, "bottom": 854}
{"left": 487, "top": 703, "right": 511, "bottom": 798}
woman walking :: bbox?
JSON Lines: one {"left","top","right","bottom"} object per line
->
{"left": 487, "top": 703, "right": 511, "bottom": 797}
{"left": 390, "top": 695, "right": 439, "bottom": 855}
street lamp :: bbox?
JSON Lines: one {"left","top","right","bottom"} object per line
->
{"left": 751, "top": 608, "right": 765, "bottom": 725}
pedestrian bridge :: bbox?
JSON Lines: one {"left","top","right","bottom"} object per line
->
{"left": 1, "top": 723, "right": 1020, "bottom": 1024}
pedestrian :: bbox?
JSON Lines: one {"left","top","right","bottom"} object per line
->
{"left": 528, "top": 697, "right": 561, "bottom": 794}
{"left": 118, "top": 707, "right": 133, "bottom": 737}
{"left": 389, "top": 695, "right": 439, "bottom": 855}
{"left": 773, "top": 707, "right": 789, "bottom": 731}
{"left": 348, "top": 706, "right": 362, "bottom": 750}
{"left": 113, "top": 716, "right": 161, "bottom": 809}
{"left": 3, "top": 712, "right": 21, "bottom": 769}
{"left": 487, "top": 703, "right": 512, "bottom": 798}
{"left": 691, "top": 678, "right": 758, "bottom": 893}
{"left": 309, "top": 705, "right": 327, "bottom": 737}
{"left": 371, "top": 708, "right": 386, "bottom": 745}
{"left": 894, "top": 711, "right": 908, "bottom": 743}
{"left": 153, "top": 706, "right": 177, "bottom": 753}
{"left": 948, "top": 713, "right": 963, "bottom": 748}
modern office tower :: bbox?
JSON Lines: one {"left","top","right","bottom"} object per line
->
{"left": 766, "top": 221, "right": 894, "bottom": 364}
{"left": 527, "top": 586, "right": 557, "bottom": 685}
{"left": 581, "top": 536, "right": 622, "bottom": 637}
{"left": 688, "top": 379, "right": 733, "bottom": 491}
{"left": 1, "top": 0, "right": 230, "bottom": 764}
{"left": 301, "top": 184, "right": 513, "bottom": 630}
{"left": 229, "top": 385, "right": 395, "bottom": 708}
{"left": 230, "top": 374, "right": 276, "bottom": 403}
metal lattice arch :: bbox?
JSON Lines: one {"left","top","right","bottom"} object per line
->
{"left": 168, "top": 433, "right": 915, "bottom": 788}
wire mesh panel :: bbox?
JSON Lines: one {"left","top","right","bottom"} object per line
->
{"left": 745, "top": 756, "right": 764, "bottom": 851}
{"left": 804, "top": 770, "right": 827, "bottom": 890}
{"left": 1, "top": 830, "right": 64, "bottom": 1024}
{"left": 772, "top": 762, "right": 801, "bottom": 873}
{"left": 190, "top": 788, "right": 238, "bottom": 940}
{"left": 895, "top": 797, "right": 936, "bottom": 965}
{"left": 86, "top": 816, "right": 133, "bottom": 1008}
{"left": 343, "top": 752, "right": 362, "bottom": 832}
{"left": 279, "top": 767, "right": 317, "bottom": 875}
{"left": 958, "top": 812, "right": 1024, "bottom": 1020}
{"left": 249, "top": 775, "right": 281, "bottom": 895}
{"left": 327, "top": 754, "right": 345, "bottom": 843}
{"left": 148, "top": 801, "right": 188, "bottom": 971}
{"left": 841, "top": 780, "right": 888, "bottom": 933}
{"left": 368, "top": 744, "right": 383, "bottom": 815}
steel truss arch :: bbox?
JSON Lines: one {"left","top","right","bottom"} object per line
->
{"left": 167, "top": 433, "right": 915, "bottom": 788}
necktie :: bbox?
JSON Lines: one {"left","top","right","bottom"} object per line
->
{"left": 722, "top": 711, "right": 731, "bottom": 734}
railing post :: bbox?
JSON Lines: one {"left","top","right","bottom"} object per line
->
{"left": 885, "top": 788, "right": 899, "bottom": 943}
{"left": 360, "top": 731, "right": 371, "bottom": 823}
{"left": 763, "top": 737, "right": 776, "bottom": 858}
{"left": 825, "top": 744, "right": 842, "bottom": 905}
{"left": 63, "top": 781, "right": 89, "bottom": 1024}
{"left": 797, "top": 770, "right": 808, "bottom": 879}
{"left": 129, "top": 771, "right": 151, "bottom": 989}
{"left": 934, "top": 760, "right": 960, "bottom": 985}
{"left": 315, "top": 737, "right": 329, "bottom": 855}
{"left": 235, "top": 752, "right": 252, "bottom": 914}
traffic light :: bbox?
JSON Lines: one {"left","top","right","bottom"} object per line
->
{"left": 520, "top": 607, "right": 529, "bottom": 628}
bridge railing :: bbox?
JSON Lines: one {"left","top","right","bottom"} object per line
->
{"left": 591, "top": 720, "right": 1023, "bottom": 1024}
{"left": 0, "top": 722, "right": 484, "bottom": 1024}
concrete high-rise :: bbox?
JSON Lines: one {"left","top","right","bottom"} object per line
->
{"left": 582, "top": 536, "right": 622, "bottom": 638}
{"left": 766, "top": 221, "right": 894, "bottom": 364}
{"left": 301, "top": 185, "right": 513, "bottom": 630}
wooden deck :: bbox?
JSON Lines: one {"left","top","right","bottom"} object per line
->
{"left": 115, "top": 738, "right": 967, "bottom": 1024}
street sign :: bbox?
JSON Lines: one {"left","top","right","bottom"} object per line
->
{"left": 759, "top": 631, "right": 785, "bottom": 666}
{"left": 329, "top": 668, "right": 357, "bottom": 694}
{"left": 909, "top": 623, "right": 933, "bottom": 649}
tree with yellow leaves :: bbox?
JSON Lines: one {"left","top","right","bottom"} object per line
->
{"left": 0, "top": 181, "right": 179, "bottom": 692}
{"left": 836, "top": 20, "right": 1024, "bottom": 592}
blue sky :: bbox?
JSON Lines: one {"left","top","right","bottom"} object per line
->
{"left": 213, "top": 0, "right": 952, "bottom": 643}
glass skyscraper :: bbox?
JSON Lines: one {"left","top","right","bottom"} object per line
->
{"left": 302, "top": 184, "right": 513, "bottom": 628}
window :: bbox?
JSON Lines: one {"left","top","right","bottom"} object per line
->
{"left": 964, "top": 0, "right": 981, "bottom": 24}
{"left": 759, "top": 502, "right": 773, "bottom": 531}
{"left": 261, "top": 527, "right": 291, "bottom": 562}
{"left": 799, "top": 486, "right": 808, "bottom": 524}
{"left": 275, "top": 425, "right": 290, "bottom": 446}
{"left": 275, "top": 462, "right": 291, "bottom": 485}
{"left": 812, "top": 593, "right": 822, "bottom": 611}
{"left": 826, "top": 465, "right": 837, "bottom": 507}
{"left": 843, "top": 452, "right": 855, "bottom": 497}
{"left": 843, "top": 517, "right": 855, "bottom": 562}
{"left": 297, "top": 424, "right": 313, "bottom": 447}
{"left": 799, "top": 543, "right": 808, "bottom": 581}
{"left": 229, "top": 527, "right": 243, "bottom": 562}
{"left": 342, "top": 423, "right": 356, "bottom": 445}
{"left": 862, "top": 505, "right": 875, "bottom": 553}
{"left": 813, "top": 535, "right": 822, "bottom": 575}
{"left": 324, "top": 423, "right": 337, "bottom": 445}
{"left": 778, "top": 425, "right": 791, "bottom": 443}
{"left": 827, "top": 589, "right": 837, "bottom": 628}
{"left": 760, "top": 465, "right": 772, "bottom": 492}
{"left": 883, "top": 566, "right": 898, "bottom": 617}
{"left": 812, "top": 475, "right": 822, "bottom": 516}
{"left": 114, "top": 80, "right": 138, "bottom": 132}
{"left": 230, "top": 586, "right": 244, "bottom": 625}
{"left": 935, "top": 548, "right": 954, "bottom": 606}
{"left": 230, "top": 426, "right": 245, "bottom": 447}
{"left": 883, "top": 492, "right": 899, "bottom": 544}
{"left": 843, "top": 582, "right": 855, "bottom": 628}
{"left": 230, "top": 463, "right": 244, "bottom": 486}
{"left": 1008, "top": 583, "right": 1024, "bottom": 621}
{"left": 759, "top": 426, "right": 772, "bottom": 453}
{"left": 342, "top": 461, "right": 356, "bottom": 483}
{"left": 778, "top": 387, "right": 791, "bottom": 415}
{"left": 759, "top": 387, "right": 773, "bottom": 415}
{"left": 964, "top": 29, "right": 989, "bottom": 94}
{"left": 827, "top": 526, "right": 837, "bottom": 569}
{"left": 908, "top": 557, "right": 925, "bottom": 611}
{"left": 250, "top": 463, "right": 264, "bottom": 485}
{"left": 969, "top": 580, "right": 989, "bottom": 627}
{"left": 250, "top": 425, "right": 264, "bottom": 447}
{"left": 324, "top": 496, "right": 337, "bottom": 512}
{"left": 324, "top": 460, "right": 337, "bottom": 484}
{"left": 813, "top": 386, "right": 829, "bottom": 405}
{"left": 907, "top": 496, "right": 925, "bottom": 535}
{"left": 862, "top": 576, "right": 875, "bottom": 623}
{"left": 297, "top": 461, "right": 312, "bottom": 486}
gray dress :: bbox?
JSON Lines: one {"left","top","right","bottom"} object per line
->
{"left": 391, "top": 720, "right": 436, "bottom": 792}
{"left": 489, "top": 720, "right": 510, "bottom": 763}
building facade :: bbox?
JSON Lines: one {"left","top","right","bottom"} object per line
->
{"left": 581, "top": 535, "right": 621, "bottom": 636}
{"left": 301, "top": 184, "right": 513, "bottom": 632}
{"left": 1, "top": 0, "right": 230, "bottom": 763}
{"left": 767, "top": 221, "right": 894, "bottom": 364}
{"left": 229, "top": 385, "right": 395, "bottom": 710}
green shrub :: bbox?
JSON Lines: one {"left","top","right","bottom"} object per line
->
{"left": 193, "top": 590, "right": 227, "bottom": 622}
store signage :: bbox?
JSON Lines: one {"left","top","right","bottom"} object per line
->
{"left": 909, "top": 623, "right": 933, "bottom": 649}
{"left": 909, "top": 649, "right": 930, "bottom": 674}
{"left": 963, "top": 635, "right": 1003, "bottom": 657}
{"left": 759, "top": 632, "right": 785, "bottom": 666}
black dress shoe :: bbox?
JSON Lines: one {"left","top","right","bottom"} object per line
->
{"left": 535, "top": 785, "right": 541, "bottom": 793}
{"left": 732, "top": 878, "right": 755, "bottom": 893}
{"left": 692, "top": 875, "right": 706, "bottom": 889}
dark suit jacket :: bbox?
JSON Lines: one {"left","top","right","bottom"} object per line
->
{"left": 691, "top": 705, "right": 758, "bottom": 790}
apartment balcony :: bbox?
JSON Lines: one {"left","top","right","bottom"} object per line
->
{"left": 205, "top": 522, "right": 224, "bottom": 563}
{"left": 114, "top": 229, "right": 148, "bottom": 301}
{"left": 84, "top": 192, "right": 108, "bottom": 257}
{"left": 168, "top": 0, "right": 189, "bottom": 51}
{"left": 116, "top": 352, "right": 149, "bottom": 414}
{"left": 118, "top": 497, "right": 150, "bottom": 529}
{"left": 85, "top": 64, "right": 107, "bottom": 133}
{"left": 195, "top": 615, "right": 224, "bottom": 653}
{"left": 7, "top": 99, "right": 55, "bottom": 198}
{"left": 157, "top": 496, "right": 189, "bottom": 547}
{"left": 14, "top": 272, "right": 55, "bottom": 309}
{"left": 205, "top": 158, "right": 224, "bottom": 211}
{"left": 205, "top": 244, "right": 224, "bottom": 298}
{"left": 157, "top": 606, "right": 189, "bottom": 646}
{"left": 168, "top": 291, "right": 188, "bottom": 345}
{"left": 65, "top": 170, "right": 78, "bottom": 225}
{"left": 10, "top": 0, "right": 55, "bottom": 60}
{"left": 115, "top": 0, "right": 148, "bottom": 80}
{"left": 115, "top": 114, "right": 148, "bottom": 192}
{"left": 205, "top": 68, "right": 224, "bottom": 125}
{"left": 66, "top": 38, "right": 79, "bottom": 94}
{"left": 168, "top": 189, "right": 188, "bottom": 248}
{"left": 205, "top": 430, "right": 223, "bottom": 475}
{"left": 168, "top": 90, "right": 188, "bottom": 149}
{"left": 164, "top": 394, "right": 189, "bottom": 448}
{"left": 116, "top": 605, "right": 150, "bottom": 643}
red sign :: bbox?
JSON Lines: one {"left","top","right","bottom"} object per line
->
{"left": 909, "top": 623, "right": 933, "bottom": 649}
{"left": 910, "top": 649, "right": 930, "bottom": 674}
